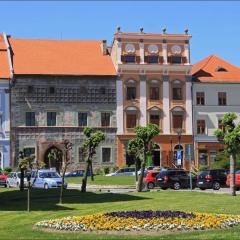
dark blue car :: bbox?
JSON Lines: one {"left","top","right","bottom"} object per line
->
{"left": 65, "top": 170, "right": 90, "bottom": 177}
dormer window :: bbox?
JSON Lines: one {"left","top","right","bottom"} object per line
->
{"left": 216, "top": 66, "right": 227, "bottom": 72}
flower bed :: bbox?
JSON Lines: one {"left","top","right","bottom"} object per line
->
{"left": 35, "top": 210, "right": 240, "bottom": 232}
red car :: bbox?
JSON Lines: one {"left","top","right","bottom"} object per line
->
{"left": 143, "top": 170, "right": 160, "bottom": 189}
{"left": 0, "top": 173, "right": 7, "bottom": 187}
{"left": 226, "top": 170, "right": 240, "bottom": 190}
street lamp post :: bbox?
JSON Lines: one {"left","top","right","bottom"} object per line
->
{"left": 176, "top": 128, "right": 182, "bottom": 168}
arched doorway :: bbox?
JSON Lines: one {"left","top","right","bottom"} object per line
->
{"left": 152, "top": 145, "right": 161, "bottom": 166}
{"left": 174, "top": 145, "right": 183, "bottom": 168}
{"left": 44, "top": 146, "right": 63, "bottom": 172}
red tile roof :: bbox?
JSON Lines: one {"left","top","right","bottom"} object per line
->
{"left": 9, "top": 38, "right": 116, "bottom": 76}
{"left": 0, "top": 34, "right": 11, "bottom": 79}
{"left": 192, "top": 55, "right": 240, "bottom": 83}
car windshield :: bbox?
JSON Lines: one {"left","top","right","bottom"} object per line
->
{"left": 199, "top": 170, "right": 209, "bottom": 176}
{"left": 39, "top": 172, "right": 60, "bottom": 178}
{"left": 236, "top": 170, "right": 240, "bottom": 174}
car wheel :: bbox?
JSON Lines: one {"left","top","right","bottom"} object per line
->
{"left": 161, "top": 187, "right": 167, "bottom": 190}
{"left": 236, "top": 187, "right": 240, "bottom": 191}
{"left": 44, "top": 183, "right": 49, "bottom": 190}
{"left": 199, "top": 187, "right": 206, "bottom": 190}
{"left": 173, "top": 182, "right": 181, "bottom": 190}
{"left": 212, "top": 181, "right": 220, "bottom": 190}
{"left": 147, "top": 182, "right": 155, "bottom": 189}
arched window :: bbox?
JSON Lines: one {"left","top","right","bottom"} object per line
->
{"left": 125, "top": 106, "right": 138, "bottom": 129}
{"left": 149, "top": 80, "right": 160, "bottom": 100}
{"left": 126, "top": 79, "right": 137, "bottom": 100}
{"left": 172, "top": 80, "right": 182, "bottom": 100}
{"left": 215, "top": 66, "right": 227, "bottom": 72}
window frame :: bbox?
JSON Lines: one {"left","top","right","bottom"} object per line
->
{"left": 47, "top": 112, "right": 57, "bottom": 126}
{"left": 197, "top": 119, "right": 206, "bottom": 134}
{"left": 101, "top": 112, "right": 111, "bottom": 127}
{"left": 101, "top": 147, "right": 112, "bottom": 163}
{"left": 172, "top": 80, "right": 183, "bottom": 101}
{"left": 218, "top": 92, "right": 227, "bottom": 106}
{"left": 26, "top": 112, "right": 36, "bottom": 126}
{"left": 196, "top": 92, "right": 205, "bottom": 105}
{"left": 78, "top": 112, "right": 88, "bottom": 127}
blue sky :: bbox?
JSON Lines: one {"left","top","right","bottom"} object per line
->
{"left": 0, "top": 1, "right": 240, "bottom": 66}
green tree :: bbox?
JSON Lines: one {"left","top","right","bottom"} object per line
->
{"left": 81, "top": 127, "right": 105, "bottom": 193}
{"left": 59, "top": 139, "right": 73, "bottom": 204}
{"left": 211, "top": 150, "right": 240, "bottom": 170}
{"left": 128, "top": 124, "right": 160, "bottom": 192}
{"left": 18, "top": 154, "right": 45, "bottom": 211}
{"left": 127, "top": 138, "right": 144, "bottom": 182}
{"left": 214, "top": 112, "right": 240, "bottom": 196}
{"left": 47, "top": 148, "right": 63, "bottom": 172}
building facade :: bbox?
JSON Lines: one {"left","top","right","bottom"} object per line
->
{"left": 192, "top": 55, "right": 240, "bottom": 168}
{"left": 8, "top": 37, "right": 117, "bottom": 170}
{"left": 110, "top": 28, "right": 194, "bottom": 169}
{"left": 0, "top": 33, "right": 11, "bottom": 169}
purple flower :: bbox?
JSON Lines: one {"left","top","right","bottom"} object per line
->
{"left": 105, "top": 210, "right": 195, "bottom": 219}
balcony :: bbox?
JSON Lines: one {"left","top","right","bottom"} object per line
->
{"left": 121, "top": 55, "right": 140, "bottom": 64}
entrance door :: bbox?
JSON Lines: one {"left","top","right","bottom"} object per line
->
{"left": 152, "top": 146, "right": 160, "bottom": 166}
{"left": 44, "top": 147, "right": 63, "bottom": 172}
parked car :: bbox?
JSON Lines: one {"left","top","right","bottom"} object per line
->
{"left": 6, "top": 172, "right": 27, "bottom": 188}
{"left": 226, "top": 170, "right": 240, "bottom": 190}
{"left": 31, "top": 169, "right": 68, "bottom": 189}
{"left": 143, "top": 170, "right": 161, "bottom": 189}
{"left": 106, "top": 167, "right": 135, "bottom": 176}
{"left": 65, "top": 170, "right": 85, "bottom": 177}
{"left": 0, "top": 172, "right": 7, "bottom": 187}
{"left": 197, "top": 169, "right": 228, "bottom": 190}
{"left": 156, "top": 169, "right": 197, "bottom": 190}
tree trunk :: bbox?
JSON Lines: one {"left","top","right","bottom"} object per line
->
{"left": 81, "top": 160, "right": 91, "bottom": 193}
{"left": 20, "top": 168, "right": 25, "bottom": 191}
{"left": 135, "top": 158, "right": 138, "bottom": 182}
{"left": 90, "top": 161, "right": 94, "bottom": 181}
{"left": 59, "top": 165, "right": 67, "bottom": 204}
{"left": 137, "top": 147, "right": 146, "bottom": 192}
{"left": 27, "top": 180, "right": 30, "bottom": 212}
{"left": 230, "top": 154, "right": 236, "bottom": 196}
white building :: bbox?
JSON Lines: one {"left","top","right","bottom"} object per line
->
{"left": 0, "top": 33, "right": 11, "bottom": 169}
{"left": 192, "top": 55, "right": 240, "bottom": 168}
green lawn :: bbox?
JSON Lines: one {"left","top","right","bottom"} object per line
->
{"left": 66, "top": 175, "right": 136, "bottom": 185}
{"left": 0, "top": 188, "right": 240, "bottom": 239}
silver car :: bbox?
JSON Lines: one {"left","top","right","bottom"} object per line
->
{"left": 6, "top": 172, "right": 27, "bottom": 188}
{"left": 31, "top": 169, "right": 68, "bottom": 189}
{"left": 106, "top": 167, "right": 136, "bottom": 176}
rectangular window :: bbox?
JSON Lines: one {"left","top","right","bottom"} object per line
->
{"left": 173, "top": 115, "right": 183, "bottom": 129}
{"left": 150, "top": 114, "right": 160, "bottom": 126}
{"left": 101, "top": 113, "right": 110, "bottom": 127}
{"left": 127, "top": 114, "right": 137, "bottom": 128}
{"left": 197, "top": 120, "right": 205, "bottom": 134}
{"left": 172, "top": 87, "right": 182, "bottom": 100}
{"left": 127, "top": 87, "right": 136, "bottom": 100}
{"left": 196, "top": 92, "right": 205, "bottom": 105}
{"left": 23, "top": 148, "right": 35, "bottom": 157}
{"left": 47, "top": 112, "right": 56, "bottom": 126}
{"left": 102, "top": 147, "right": 111, "bottom": 163}
{"left": 150, "top": 87, "right": 159, "bottom": 100}
{"left": 78, "top": 147, "right": 85, "bottom": 162}
{"left": 172, "top": 56, "right": 182, "bottom": 64}
{"left": 148, "top": 55, "right": 158, "bottom": 63}
{"left": 26, "top": 112, "right": 36, "bottom": 126}
{"left": 78, "top": 112, "right": 88, "bottom": 127}
{"left": 218, "top": 92, "right": 227, "bottom": 106}
{"left": 125, "top": 55, "right": 136, "bottom": 63}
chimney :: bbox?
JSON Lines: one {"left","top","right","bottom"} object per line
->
{"left": 101, "top": 40, "right": 107, "bottom": 55}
